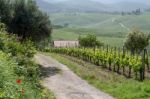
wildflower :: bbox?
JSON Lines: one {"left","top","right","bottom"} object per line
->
{"left": 16, "top": 79, "right": 22, "bottom": 84}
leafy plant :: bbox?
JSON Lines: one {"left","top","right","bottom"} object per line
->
{"left": 78, "top": 34, "right": 103, "bottom": 48}
{"left": 49, "top": 47, "right": 144, "bottom": 80}
{"left": 0, "top": 23, "right": 54, "bottom": 99}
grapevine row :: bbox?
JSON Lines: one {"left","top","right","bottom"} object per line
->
{"left": 49, "top": 48, "right": 147, "bottom": 80}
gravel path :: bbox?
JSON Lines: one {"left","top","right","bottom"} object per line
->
{"left": 35, "top": 54, "right": 114, "bottom": 99}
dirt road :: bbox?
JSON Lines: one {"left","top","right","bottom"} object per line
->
{"left": 35, "top": 54, "right": 114, "bottom": 99}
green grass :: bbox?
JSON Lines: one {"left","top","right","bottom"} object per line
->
{"left": 51, "top": 12, "right": 150, "bottom": 36}
{"left": 52, "top": 29, "right": 124, "bottom": 47}
{"left": 52, "top": 28, "right": 150, "bottom": 52}
{"left": 52, "top": 29, "right": 79, "bottom": 40}
{"left": 50, "top": 13, "right": 117, "bottom": 27}
{"left": 46, "top": 53, "right": 150, "bottom": 99}
{"left": 98, "top": 36, "right": 124, "bottom": 47}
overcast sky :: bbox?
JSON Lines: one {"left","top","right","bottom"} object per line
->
{"left": 92, "top": 0, "right": 148, "bottom": 4}
{"left": 43, "top": 0, "right": 149, "bottom": 4}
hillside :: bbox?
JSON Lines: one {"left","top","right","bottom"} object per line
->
{"left": 36, "top": 0, "right": 150, "bottom": 50}
{"left": 36, "top": 0, "right": 107, "bottom": 13}
{"left": 50, "top": 12, "right": 150, "bottom": 50}
{"left": 36, "top": 0, "right": 150, "bottom": 13}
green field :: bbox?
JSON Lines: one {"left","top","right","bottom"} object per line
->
{"left": 51, "top": 12, "right": 150, "bottom": 49}
{"left": 52, "top": 29, "right": 124, "bottom": 47}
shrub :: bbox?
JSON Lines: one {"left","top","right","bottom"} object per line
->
{"left": 0, "top": 23, "right": 52, "bottom": 99}
{"left": 0, "top": 25, "right": 37, "bottom": 78}
{"left": 124, "top": 29, "right": 150, "bottom": 54}
{"left": 78, "top": 34, "right": 103, "bottom": 48}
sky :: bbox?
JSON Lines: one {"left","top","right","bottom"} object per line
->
{"left": 43, "top": 0, "right": 149, "bottom": 4}
{"left": 92, "top": 0, "right": 148, "bottom": 4}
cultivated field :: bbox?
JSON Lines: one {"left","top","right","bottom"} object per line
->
{"left": 51, "top": 12, "right": 150, "bottom": 51}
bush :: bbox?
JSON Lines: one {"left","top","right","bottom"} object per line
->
{"left": 78, "top": 34, "right": 103, "bottom": 48}
{"left": 124, "top": 29, "right": 150, "bottom": 54}
{"left": 0, "top": 23, "right": 54, "bottom": 99}
{"left": 0, "top": 25, "right": 37, "bottom": 77}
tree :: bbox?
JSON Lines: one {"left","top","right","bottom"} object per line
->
{"left": 0, "top": 0, "right": 52, "bottom": 46}
{"left": 78, "top": 34, "right": 103, "bottom": 48}
{"left": 11, "top": 0, "right": 52, "bottom": 43}
{"left": 0, "top": 0, "right": 12, "bottom": 28}
{"left": 124, "top": 29, "right": 150, "bottom": 54}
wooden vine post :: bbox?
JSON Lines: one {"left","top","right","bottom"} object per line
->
{"left": 122, "top": 46, "right": 125, "bottom": 57}
{"left": 145, "top": 49, "right": 150, "bottom": 72}
{"left": 129, "top": 48, "right": 134, "bottom": 78}
{"left": 113, "top": 47, "right": 117, "bottom": 72}
{"left": 117, "top": 48, "right": 120, "bottom": 74}
{"left": 106, "top": 45, "right": 109, "bottom": 53}
{"left": 140, "top": 49, "right": 146, "bottom": 81}
{"left": 147, "top": 55, "right": 150, "bottom": 72}
{"left": 108, "top": 47, "right": 113, "bottom": 71}
{"left": 122, "top": 46, "right": 125, "bottom": 75}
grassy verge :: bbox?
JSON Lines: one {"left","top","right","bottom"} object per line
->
{"left": 0, "top": 51, "right": 55, "bottom": 99}
{"left": 45, "top": 53, "right": 150, "bottom": 99}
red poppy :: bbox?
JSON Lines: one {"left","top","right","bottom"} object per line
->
{"left": 16, "top": 79, "right": 22, "bottom": 84}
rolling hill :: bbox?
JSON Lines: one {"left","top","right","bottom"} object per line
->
{"left": 36, "top": 0, "right": 150, "bottom": 13}
{"left": 35, "top": 0, "right": 150, "bottom": 50}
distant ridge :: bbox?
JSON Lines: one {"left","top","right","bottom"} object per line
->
{"left": 36, "top": 0, "right": 150, "bottom": 13}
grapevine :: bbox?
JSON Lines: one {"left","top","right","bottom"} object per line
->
{"left": 49, "top": 47, "right": 145, "bottom": 80}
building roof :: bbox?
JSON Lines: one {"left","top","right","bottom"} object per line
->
{"left": 53, "top": 40, "right": 79, "bottom": 47}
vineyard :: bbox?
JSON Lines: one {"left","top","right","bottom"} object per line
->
{"left": 47, "top": 47, "right": 150, "bottom": 81}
